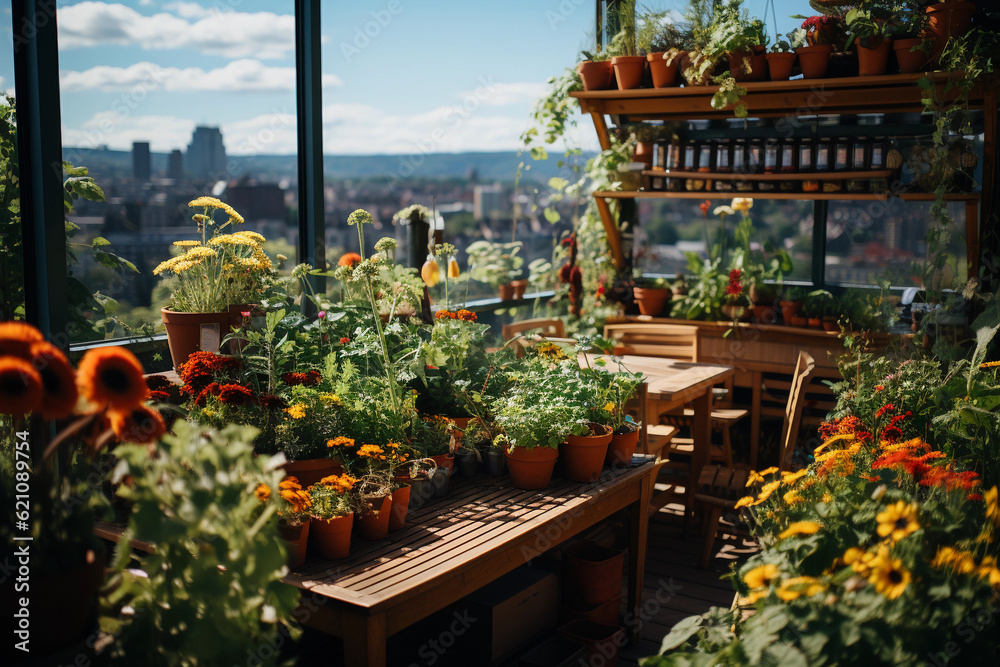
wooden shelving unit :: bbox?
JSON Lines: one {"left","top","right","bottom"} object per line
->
{"left": 570, "top": 72, "right": 996, "bottom": 276}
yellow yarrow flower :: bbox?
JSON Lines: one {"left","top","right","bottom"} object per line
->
{"left": 189, "top": 196, "right": 226, "bottom": 209}
{"left": 776, "top": 576, "right": 824, "bottom": 601}
{"left": 173, "top": 240, "right": 201, "bottom": 247}
{"left": 778, "top": 521, "right": 822, "bottom": 539}
{"left": 285, "top": 404, "right": 306, "bottom": 419}
{"left": 320, "top": 393, "right": 342, "bottom": 406}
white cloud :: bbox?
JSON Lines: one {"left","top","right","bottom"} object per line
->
{"left": 62, "top": 112, "right": 196, "bottom": 153}
{"left": 455, "top": 82, "right": 549, "bottom": 107}
{"left": 162, "top": 1, "right": 209, "bottom": 19}
{"left": 60, "top": 59, "right": 342, "bottom": 92}
{"left": 58, "top": 1, "right": 295, "bottom": 60}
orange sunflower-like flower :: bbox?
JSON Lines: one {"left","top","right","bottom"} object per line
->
{"left": 327, "top": 436, "right": 356, "bottom": 449}
{"left": 0, "top": 321, "right": 45, "bottom": 359}
{"left": 255, "top": 484, "right": 272, "bottom": 503}
{"left": 0, "top": 356, "right": 43, "bottom": 415}
{"left": 27, "top": 341, "right": 79, "bottom": 420}
{"left": 109, "top": 405, "right": 167, "bottom": 444}
{"left": 338, "top": 252, "right": 363, "bottom": 268}
{"left": 77, "top": 347, "right": 148, "bottom": 412}
{"left": 217, "top": 383, "right": 255, "bottom": 406}
{"left": 357, "top": 444, "right": 386, "bottom": 459}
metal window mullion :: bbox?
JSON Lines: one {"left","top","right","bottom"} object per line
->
{"left": 812, "top": 200, "right": 828, "bottom": 288}
{"left": 12, "top": 1, "right": 68, "bottom": 346}
{"left": 295, "top": 0, "right": 326, "bottom": 306}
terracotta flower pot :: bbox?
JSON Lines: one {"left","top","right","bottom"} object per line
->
{"left": 822, "top": 317, "right": 840, "bottom": 332}
{"left": 498, "top": 283, "right": 516, "bottom": 300}
{"left": 633, "top": 141, "right": 654, "bottom": 170}
{"left": 281, "top": 457, "right": 344, "bottom": 489}
{"left": 605, "top": 426, "right": 639, "bottom": 467}
{"left": 647, "top": 52, "right": 679, "bottom": 88}
{"left": 429, "top": 453, "right": 455, "bottom": 476}
{"left": 633, "top": 286, "right": 672, "bottom": 316}
{"left": 796, "top": 44, "right": 834, "bottom": 79}
{"left": 779, "top": 301, "right": 803, "bottom": 324}
{"left": 790, "top": 316, "right": 808, "bottom": 328}
{"left": 578, "top": 60, "right": 614, "bottom": 91}
{"left": 766, "top": 52, "right": 797, "bottom": 81}
{"left": 808, "top": 317, "right": 823, "bottom": 329}
{"left": 160, "top": 307, "right": 233, "bottom": 370}
{"left": 561, "top": 593, "right": 622, "bottom": 627}
{"left": 557, "top": 620, "right": 626, "bottom": 666}
{"left": 563, "top": 540, "right": 624, "bottom": 604}
{"left": 511, "top": 279, "right": 529, "bottom": 299}
{"left": 311, "top": 513, "right": 353, "bottom": 559}
{"left": 925, "top": 2, "right": 976, "bottom": 63}
{"left": 856, "top": 37, "right": 893, "bottom": 76}
{"left": 389, "top": 485, "right": 410, "bottom": 530}
{"left": 611, "top": 55, "right": 646, "bottom": 90}
{"left": 752, "top": 305, "right": 778, "bottom": 325}
{"left": 561, "top": 423, "right": 612, "bottom": 483}
{"left": 277, "top": 521, "right": 310, "bottom": 568}
{"left": 894, "top": 37, "right": 928, "bottom": 74}
{"left": 505, "top": 445, "right": 559, "bottom": 490}
{"left": 357, "top": 495, "right": 392, "bottom": 540}
{"left": 728, "top": 47, "right": 767, "bottom": 82}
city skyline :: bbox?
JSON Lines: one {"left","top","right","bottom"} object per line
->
{"left": 1, "top": 1, "right": 803, "bottom": 157}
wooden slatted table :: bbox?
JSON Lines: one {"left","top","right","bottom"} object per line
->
{"left": 283, "top": 459, "right": 657, "bottom": 667}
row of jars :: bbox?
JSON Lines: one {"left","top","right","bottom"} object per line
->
{"left": 647, "top": 136, "right": 896, "bottom": 194}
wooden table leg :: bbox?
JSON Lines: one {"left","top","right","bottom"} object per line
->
{"left": 627, "top": 471, "right": 652, "bottom": 644}
{"left": 687, "top": 389, "right": 713, "bottom": 534}
{"left": 342, "top": 612, "right": 387, "bottom": 667}
{"left": 750, "top": 371, "right": 762, "bottom": 470}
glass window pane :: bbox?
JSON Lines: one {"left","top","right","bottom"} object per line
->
{"left": 56, "top": 0, "right": 298, "bottom": 342}
{"left": 0, "top": 21, "right": 19, "bottom": 321}
{"left": 824, "top": 199, "right": 969, "bottom": 287}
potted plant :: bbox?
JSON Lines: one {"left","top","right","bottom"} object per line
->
{"left": 349, "top": 449, "right": 396, "bottom": 540}
{"left": 584, "top": 355, "right": 645, "bottom": 467}
{"left": 638, "top": 8, "right": 686, "bottom": 88}
{"left": 803, "top": 289, "right": 835, "bottom": 329}
{"left": 608, "top": 6, "right": 646, "bottom": 90}
{"left": 466, "top": 240, "right": 524, "bottom": 300}
{"left": 766, "top": 31, "right": 805, "bottom": 81}
{"left": 796, "top": 15, "right": 843, "bottom": 78}
{"left": 578, "top": 45, "right": 616, "bottom": 91}
{"left": 493, "top": 369, "right": 589, "bottom": 490}
{"left": 892, "top": 3, "right": 931, "bottom": 72}
{"left": 633, "top": 275, "right": 674, "bottom": 316}
{"left": 722, "top": 267, "right": 750, "bottom": 321}
{"left": 846, "top": 5, "right": 896, "bottom": 76}
{"left": 259, "top": 476, "right": 314, "bottom": 567}
{"left": 924, "top": 1, "right": 977, "bottom": 63}
{"left": 708, "top": 2, "right": 768, "bottom": 82}
{"left": 677, "top": 0, "right": 721, "bottom": 85}
{"left": 308, "top": 473, "right": 358, "bottom": 559}
{"left": 779, "top": 286, "right": 806, "bottom": 325}
{"left": 154, "top": 197, "right": 276, "bottom": 370}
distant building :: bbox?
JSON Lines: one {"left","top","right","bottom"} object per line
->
{"left": 168, "top": 149, "right": 184, "bottom": 180}
{"left": 186, "top": 126, "right": 227, "bottom": 180}
{"left": 225, "top": 182, "right": 286, "bottom": 222}
{"left": 473, "top": 182, "right": 506, "bottom": 221}
{"left": 132, "top": 142, "right": 150, "bottom": 181}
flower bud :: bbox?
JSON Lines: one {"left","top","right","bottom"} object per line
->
{"left": 448, "top": 258, "right": 460, "bottom": 278}
{"left": 421, "top": 257, "right": 441, "bottom": 287}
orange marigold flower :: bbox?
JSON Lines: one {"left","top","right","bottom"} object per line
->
{"left": 255, "top": 484, "right": 271, "bottom": 503}
{"left": 145, "top": 374, "right": 174, "bottom": 392}
{"left": 194, "top": 382, "right": 221, "bottom": 407}
{"left": 875, "top": 403, "right": 895, "bottom": 418}
{"left": 338, "top": 252, "right": 362, "bottom": 267}
{"left": 357, "top": 444, "right": 385, "bottom": 459}
{"left": 456, "top": 309, "right": 477, "bottom": 322}
{"left": 280, "top": 476, "right": 303, "bottom": 491}
{"left": 217, "top": 383, "right": 255, "bottom": 405}
{"left": 109, "top": 405, "right": 166, "bottom": 444}
{"left": 28, "top": 341, "right": 78, "bottom": 420}
{"left": 0, "top": 356, "right": 43, "bottom": 415}
{"left": 149, "top": 390, "right": 171, "bottom": 403}
{"left": 875, "top": 385, "right": 885, "bottom": 391}
{"left": 77, "top": 347, "right": 147, "bottom": 412}
{"left": 435, "top": 310, "right": 452, "bottom": 320}
{"left": 0, "top": 321, "right": 44, "bottom": 359}
{"left": 327, "top": 436, "right": 356, "bottom": 449}
{"left": 283, "top": 371, "right": 321, "bottom": 386}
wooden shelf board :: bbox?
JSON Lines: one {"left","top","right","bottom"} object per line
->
{"left": 642, "top": 169, "right": 894, "bottom": 181}
{"left": 593, "top": 190, "right": 980, "bottom": 202}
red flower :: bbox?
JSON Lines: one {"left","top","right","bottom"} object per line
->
{"left": 259, "top": 394, "right": 287, "bottom": 410}
{"left": 217, "top": 383, "right": 255, "bottom": 406}
{"left": 145, "top": 374, "right": 174, "bottom": 391}
{"left": 148, "top": 390, "right": 171, "bottom": 403}
{"left": 875, "top": 403, "right": 895, "bottom": 419}
{"left": 699, "top": 200, "right": 711, "bottom": 216}
{"left": 339, "top": 337, "right": 350, "bottom": 344}
{"left": 194, "top": 382, "right": 221, "bottom": 407}
{"left": 561, "top": 236, "right": 575, "bottom": 248}
{"left": 283, "top": 371, "right": 321, "bottom": 386}
{"left": 725, "top": 269, "right": 743, "bottom": 297}
{"left": 456, "top": 310, "right": 477, "bottom": 322}
{"left": 874, "top": 385, "right": 885, "bottom": 391}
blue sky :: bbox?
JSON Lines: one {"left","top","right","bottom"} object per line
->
{"left": 1, "top": 1, "right": 803, "bottom": 156}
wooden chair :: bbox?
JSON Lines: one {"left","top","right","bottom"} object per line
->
{"left": 502, "top": 317, "right": 565, "bottom": 342}
{"left": 695, "top": 351, "right": 817, "bottom": 568}
{"left": 603, "top": 323, "right": 748, "bottom": 468}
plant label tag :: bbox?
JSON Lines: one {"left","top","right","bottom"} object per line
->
{"left": 200, "top": 323, "right": 221, "bottom": 353}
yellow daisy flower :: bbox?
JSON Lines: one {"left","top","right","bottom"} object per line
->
{"left": 876, "top": 501, "right": 920, "bottom": 542}
{"left": 778, "top": 521, "right": 822, "bottom": 539}
{"left": 776, "top": 576, "right": 824, "bottom": 601}
{"left": 868, "top": 554, "right": 911, "bottom": 600}
{"left": 743, "top": 563, "right": 780, "bottom": 590}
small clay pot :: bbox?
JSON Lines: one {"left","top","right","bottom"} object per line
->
{"left": 577, "top": 60, "right": 614, "bottom": 91}
{"left": 796, "top": 44, "right": 834, "bottom": 79}
{"left": 498, "top": 283, "right": 516, "bottom": 301}
{"left": 611, "top": 55, "right": 646, "bottom": 90}
{"left": 728, "top": 46, "right": 767, "bottom": 82}
{"left": 511, "top": 279, "right": 529, "bottom": 299}
{"left": 765, "top": 52, "right": 797, "bottom": 81}
{"left": 856, "top": 37, "right": 893, "bottom": 76}
{"left": 647, "top": 51, "right": 679, "bottom": 88}
{"left": 894, "top": 37, "right": 928, "bottom": 74}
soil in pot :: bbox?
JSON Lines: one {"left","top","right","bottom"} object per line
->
{"left": 505, "top": 445, "right": 558, "bottom": 490}
{"left": 857, "top": 37, "right": 893, "bottom": 76}
{"left": 389, "top": 485, "right": 410, "bottom": 530}
{"left": 766, "top": 52, "right": 797, "bottom": 81}
{"left": 611, "top": 56, "right": 646, "bottom": 90}
{"left": 563, "top": 540, "right": 625, "bottom": 605}
{"left": 311, "top": 513, "right": 353, "bottom": 559}
{"left": 633, "top": 286, "right": 672, "bottom": 317}
{"left": 796, "top": 44, "right": 834, "bottom": 79}
{"left": 578, "top": 60, "right": 614, "bottom": 91}
{"left": 281, "top": 458, "right": 344, "bottom": 489}
{"left": 605, "top": 425, "right": 639, "bottom": 467}
{"left": 454, "top": 448, "right": 478, "bottom": 477}
{"left": 561, "top": 423, "right": 613, "bottom": 483}
{"left": 277, "top": 521, "right": 310, "bottom": 568}
{"left": 357, "top": 496, "right": 392, "bottom": 540}
{"left": 894, "top": 37, "right": 928, "bottom": 73}
{"left": 647, "top": 52, "right": 678, "bottom": 88}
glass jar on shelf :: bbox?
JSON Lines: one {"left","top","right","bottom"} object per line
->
{"left": 779, "top": 138, "right": 798, "bottom": 192}
{"left": 869, "top": 138, "right": 890, "bottom": 194}
{"left": 799, "top": 138, "right": 818, "bottom": 193}
{"left": 758, "top": 138, "right": 779, "bottom": 192}
{"left": 847, "top": 138, "right": 870, "bottom": 193}
{"left": 714, "top": 139, "right": 733, "bottom": 191}
{"left": 732, "top": 139, "right": 753, "bottom": 192}
{"left": 666, "top": 135, "right": 683, "bottom": 192}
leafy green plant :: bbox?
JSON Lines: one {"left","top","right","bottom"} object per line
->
{"left": 845, "top": 5, "right": 894, "bottom": 48}
{"left": 466, "top": 240, "right": 524, "bottom": 286}
{"left": 670, "top": 252, "right": 729, "bottom": 321}
{"left": 107, "top": 422, "right": 300, "bottom": 666}
{"left": 802, "top": 289, "right": 836, "bottom": 318}
{"left": 492, "top": 364, "right": 589, "bottom": 450}
{"left": 706, "top": 0, "right": 767, "bottom": 57}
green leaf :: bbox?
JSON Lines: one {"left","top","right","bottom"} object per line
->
{"left": 658, "top": 615, "right": 704, "bottom": 653}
